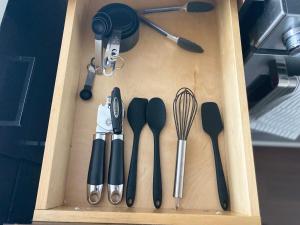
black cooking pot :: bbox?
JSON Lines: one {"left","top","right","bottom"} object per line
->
{"left": 98, "top": 3, "right": 139, "bottom": 52}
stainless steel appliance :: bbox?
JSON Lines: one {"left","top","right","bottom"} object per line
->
{"left": 250, "top": 0, "right": 300, "bottom": 55}
{"left": 242, "top": 0, "right": 300, "bottom": 147}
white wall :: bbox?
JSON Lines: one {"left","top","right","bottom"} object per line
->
{"left": 0, "top": 0, "right": 9, "bottom": 25}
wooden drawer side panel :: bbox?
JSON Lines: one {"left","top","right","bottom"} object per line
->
{"left": 35, "top": 0, "right": 88, "bottom": 209}
{"left": 217, "top": 0, "right": 259, "bottom": 216}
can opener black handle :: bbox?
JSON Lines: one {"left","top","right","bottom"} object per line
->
{"left": 87, "top": 87, "right": 125, "bottom": 205}
{"left": 87, "top": 97, "right": 112, "bottom": 205}
{"left": 108, "top": 87, "right": 125, "bottom": 205}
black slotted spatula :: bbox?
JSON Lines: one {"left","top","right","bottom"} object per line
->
{"left": 201, "top": 102, "right": 229, "bottom": 210}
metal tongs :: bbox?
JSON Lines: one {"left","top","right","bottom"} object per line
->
{"left": 138, "top": 1, "right": 214, "bottom": 53}
{"left": 87, "top": 87, "right": 125, "bottom": 205}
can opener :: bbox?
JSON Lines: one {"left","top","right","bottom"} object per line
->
{"left": 87, "top": 87, "right": 125, "bottom": 205}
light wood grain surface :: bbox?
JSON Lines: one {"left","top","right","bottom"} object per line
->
{"left": 34, "top": 207, "right": 260, "bottom": 225}
{"left": 64, "top": 0, "right": 225, "bottom": 211}
{"left": 35, "top": 0, "right": 90, "bottom": 209}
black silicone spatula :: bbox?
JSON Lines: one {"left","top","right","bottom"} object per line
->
{"left": 201, "top": 102, "right": 229, "bottom": 210}
{"left": 126, "top": 98, "right": 148, "bottom": 207}
{"left": 146, "top": 98, "right": 166, "bottom": 209}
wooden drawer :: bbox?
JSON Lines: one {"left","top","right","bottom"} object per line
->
{"left": 33, "top": 0, "right": 260, "bottom": 224}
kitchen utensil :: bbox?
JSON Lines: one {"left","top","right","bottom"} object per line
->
{"left": 201, "top": 102, "right": 229, "bottom": 210}
{"left": 146, "top": 98, "right": 166, "bottom": 209}
{"left": 80, "top": 59, "right": 96, "bottom": 100}
{"left": 173, "top": 88, "right": 198, "bottom": 209}
{"left": 108, "top": 87, "right": 125, "bottom": 205}
{"left": 92, "top": 3, "right": 139, "bottom": 76}
{"left": 86, "top": 87, "right": 125, "bottom": 205}
{"left": 102, "top": 30, "right": 122, "bottom": 76}
{"left": 99, "top": 3, "right": 140, "bottom": 52}
{"left": 126, "top": 98, "right": 148, "bottom": 207}
{"left": 92, "top": 12, "right": 112, "bottom": 71}
{"left": 139, "top": 15, "right": 203, "bottom": 53}
{"left": 87, "top": 97, "right": 112, "bottom": 205}
{"left": 141, "top": 1, "right": 214, "bottom": 14}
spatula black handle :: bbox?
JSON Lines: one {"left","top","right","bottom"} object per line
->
{"left": 126, "top": 133, "right": 140, "bottom": 207}
{"left": 153, "top": 133, "right": 162, "bottom": 209}
{"left": 211, "top": 137, "right": 229, "bottom": 210}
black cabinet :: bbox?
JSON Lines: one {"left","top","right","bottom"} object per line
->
{"left": 0, "top": 0, "right": 67, "bottom": 223}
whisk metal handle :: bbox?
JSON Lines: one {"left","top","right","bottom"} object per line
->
{"left": 173, "top": 140, "right": 187, "bottom": 206}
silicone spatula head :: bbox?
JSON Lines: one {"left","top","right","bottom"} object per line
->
{"left": 127, "top": 98, "right": 148, "bottom": 134}
{"left": 201, "top": 102, "right": 223, "bottom": 137}
{"left": 146, "top": 98, "right": 166, "bottom": 134}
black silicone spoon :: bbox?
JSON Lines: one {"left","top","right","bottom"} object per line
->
{"left": 201, "top": 102, "right": 229, "bottom": 210}
{"left": 126, "top": 98, "right": 148, "bottom": 207}
{"left": 146, "top": 98, "right": 166, "bottom": 209}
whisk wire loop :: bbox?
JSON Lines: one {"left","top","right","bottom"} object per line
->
{"left": 173, "top": 88, "right": 198, "bottom": 140}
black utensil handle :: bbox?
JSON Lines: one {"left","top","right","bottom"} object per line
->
{"left": 80, "top": 65, "right": 96, "bottom": 101}
{"left": 111, "top": 87, "right": 123, "bottom": 134}
{"left": 126, "top": 134, "right": 140, "bottom": 207}
{"left": 87, "top": 135, "right": 106, "bottom": 185}
{"left": 108, "top": 135, "right": 124, "bottom": 185}
{"left": 177, "top": 37, "right": 204, "bottom": 53}
{"left": 80, "top": 85, "right": 92, "bottom": 101}
{"left": 186, "top": 1, "right": 215, "bottom": 12}
{"left": 153, "top": 133, "right": 162, "bottom": 209}
{"left": 212, "top": 137, "right": 229, "bottom": 210}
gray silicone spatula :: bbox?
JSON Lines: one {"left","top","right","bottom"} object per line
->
{"left": 201, "top": 102, "right": 229, "bottom": 210}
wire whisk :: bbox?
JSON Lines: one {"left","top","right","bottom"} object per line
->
{"left": 173, "top": 87, "right": 198, "bottom": 209}
{"left": 173, "top": 88, "right": 198, "bottom": 140}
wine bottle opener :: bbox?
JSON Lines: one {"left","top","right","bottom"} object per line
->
{"left": 87, "top": 87, "right": 125, "bottom": 205}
